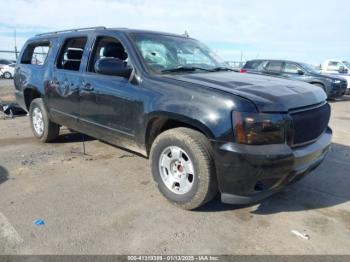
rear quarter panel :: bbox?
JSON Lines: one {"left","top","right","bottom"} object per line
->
{"left": 14, "top": 37, "right": 59, "bottom": 110}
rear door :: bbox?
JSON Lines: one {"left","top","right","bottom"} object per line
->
{"left": 46, "top": 36, "right": 88, "bottom": 128}
{"left": 262, "top": 60, "right": 284, "bottom": 77}
{"left": 242, "top": 60, "right": 266, "bottom": 74}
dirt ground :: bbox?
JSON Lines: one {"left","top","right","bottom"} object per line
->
{"left": 0, "top": 79, "right": 350, "bottom": 255}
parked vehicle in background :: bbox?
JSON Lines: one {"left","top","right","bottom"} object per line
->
{"left": 322, "top": 59, "right": 350, "bottom": 74}
{"left": 0, "top": 59, "right": 16, "bottom": 66}
{"left": 321, "top": 59, "right": 350, "bottom": 93}
{"left": 15, "top": 27, "right": 332, "bottom": 209}
{"left": 241, "top": 59, "right": 347, "bottom": 98}
{"left": 0, "top": 63, "right": 15, "bottom": 79}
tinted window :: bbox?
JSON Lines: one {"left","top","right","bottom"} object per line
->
{"left": 20, "top": 42, "right": 51, "bottom": 65}
{"left": 283, "top": 63, "right": 302, "bottom": 74}
{"left": 265, "top": 61, "right": 283, "bottom": 72}
{"left": 56, "top": 37, "right": 87, "bottom": 71}
{"left": 328, "top": 61, "right": 340, "bottom": 67}
{"left": 244, "top": 60, "right": 265, "bottom": 70}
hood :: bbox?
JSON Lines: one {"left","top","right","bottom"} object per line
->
{"left": 165, "top": 72, "right": 327, "bottom": 112}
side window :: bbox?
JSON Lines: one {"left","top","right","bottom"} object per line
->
{"left": 327, "top": 61, "right": 340, "bottom": 70}
{"left": 283, "top": 63, "right": 302, "bottom": 74}
{"left": 265, "top": 61, "right": 283, "bottom": 72}
{"left": 20, "top": 42, "right": 51, "bottom": 65}
{"left": 88, "top": 36, "right": 129, "bottom": 73}
{"left": 245, "top": 61, "right": 264, "bottom": 70}
{"left": 56, "top": 37, "right": 87, "bottom": 71}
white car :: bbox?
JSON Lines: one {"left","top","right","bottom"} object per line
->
{"left": 322, "top": 59, "right": 350, "bottom": 73}
{"left": 321, "top": 59, "right": 350, "bottom": 92}
{"left": 0, "top": 63, "right": 15, "bottom": 79}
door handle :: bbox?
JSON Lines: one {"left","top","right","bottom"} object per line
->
{"left": 81, "top": 82, "right": 94, "bottom": 91}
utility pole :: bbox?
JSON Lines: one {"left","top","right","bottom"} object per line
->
{"left": 240, "top": 50, "right": 243, "bottom": 62}
{"left": 14, "top": 29, "right": 18, "bottom": 60}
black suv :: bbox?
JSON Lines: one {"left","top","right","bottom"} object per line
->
{"left": 14, "top": 27, "right": 332, "bottom": 209}
{"left": 241, "top": 59, "right": 347, "bottom": 98}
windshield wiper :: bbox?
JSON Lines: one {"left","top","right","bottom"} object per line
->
{"left": 161, "top": 66, "right": 214, "bottom": 73}
{"left": 212, "top": 67, "right": 235, "bottom": 72}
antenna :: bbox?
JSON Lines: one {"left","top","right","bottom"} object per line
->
{"left": 14, "top": 29, "right": 18, "bottom": 60}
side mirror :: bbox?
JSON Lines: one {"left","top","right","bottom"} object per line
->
{"left": 95, "top": 58, "right": 132, "bottom": 78}
{"left": 297, "top": 70, "right": 304, "bottom": 75}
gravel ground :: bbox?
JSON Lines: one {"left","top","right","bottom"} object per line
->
{"left": 0, "top": 79, "right": 350, "bottom": 254}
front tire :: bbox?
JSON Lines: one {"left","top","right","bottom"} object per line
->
{"left": 150, "top": 128, "right": 218, "bottom": 210}
{"left": 29, "top": 98, "right": 60, "bottom": 142}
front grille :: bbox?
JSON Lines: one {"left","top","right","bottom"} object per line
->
{"left": 341, "top": 81, "right": 347, "bottom": 90}
{"left": 290, "top": 103, "right": 331, "bottom": 146}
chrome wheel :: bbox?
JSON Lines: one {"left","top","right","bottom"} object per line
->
{"left": 159, "top": 146, "right": 195, "bottom": 195}
{"left": 32, "top": 107, "right": 44, "bottom": 136}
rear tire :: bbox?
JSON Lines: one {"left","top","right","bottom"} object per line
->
{"left": 150, "top": 127, "right": 218, "bottom": 210}
{"left": 3, "top": 72, "right": 12, "bottom": 79}
{"left": 29, "top": 98, "right": 60, "bottom": 142}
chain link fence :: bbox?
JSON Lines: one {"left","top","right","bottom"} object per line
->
{"left": 0, "top": 50, "right": 18, "bottom": 62}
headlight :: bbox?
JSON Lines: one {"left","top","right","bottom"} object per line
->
{"left": 327, "top": 78, "right": 341, "bottom": 84}
{"left": 232, "top": 112, "right": 288, "bottom": 145}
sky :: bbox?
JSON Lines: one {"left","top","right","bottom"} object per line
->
{"left": 0, "top": 0, "right": 349, "bottom": 65}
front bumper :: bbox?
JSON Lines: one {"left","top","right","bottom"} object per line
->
{"left": 329, "top": 82, "right": 347, "bottom": 97}
{"left": 212, "top": 128, "right": 332, "bottom": 205}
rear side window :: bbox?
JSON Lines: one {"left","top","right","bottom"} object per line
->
{"left": 328, "top": 61, "right": 340, "bottom": 67}
{"left": 265, "top": 61, "right": 283, "bottom": 72}
{"left": 244, "top": 60, "right": 264, "bottom": 69}
{"left": 20, "top": 42, "right": 51, "bottom": 65}
{"left": 56, "top": 37, "right": 87, "bottom": 71}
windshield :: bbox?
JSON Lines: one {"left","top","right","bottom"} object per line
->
{"left": 342, "top": 61, "right": 350, "bottom": 68}
{"left": 131, "top": 33, "right": 227, "bottom": 73}
{"left": 301, "top": 63, "right": 319, "bottom": 73}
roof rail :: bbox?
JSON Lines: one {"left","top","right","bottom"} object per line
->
{"left": 36, "top": 26, "right": 106, "bottom": 37}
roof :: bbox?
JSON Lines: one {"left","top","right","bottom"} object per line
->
{"left": 33, "top": 26, "right": 190, "bottom": 39}
{"left": 247, "top": 59, "right": 307, "bottom": 65}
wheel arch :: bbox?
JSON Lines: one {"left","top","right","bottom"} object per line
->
{"left": 309, "top": 81, "right": 325, "bottom": 87}
{"left": 23, "top": 87, "right": 42, "bottom": 110}
{"left": 144, "top": 112, "right": 215, "bottom": 155}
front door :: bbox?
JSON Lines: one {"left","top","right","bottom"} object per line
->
{"left": 262, "top": 61, "right": 283, "bottom": 77}
{"left": 79, "top": 35, "right": 142, "bottom": 150}
{"left": 281, "top": 62, "right": 306, "bottom": 81}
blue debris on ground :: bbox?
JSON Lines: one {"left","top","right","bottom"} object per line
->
{"left": 33, "top": 219, "right": 45, "bottom": 226}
